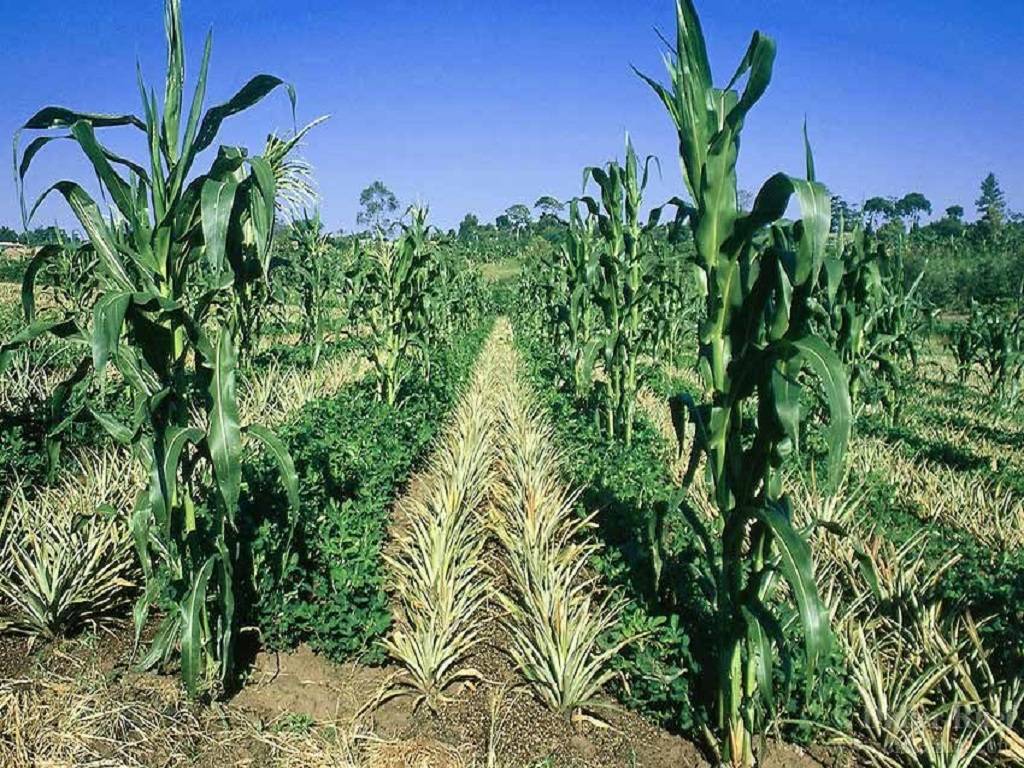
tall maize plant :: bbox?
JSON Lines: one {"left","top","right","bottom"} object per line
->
{"left": 538, "top": 200, "right": 601, "bottom": 401}
{"left": 349, "top": 207, "right": 441, "bottom": 405}
{"left": 816, "top": 226, "right": 925, "bottom": 420}
{"left": 3, "top": 0, "right": 299, "bottom": 697}
{"left": 282, "top": 211, "right": 333, "bottom": 367}
{"left": 638, "top": 1, "right": 851, "bottom": 764}
{"left": 580, "top": 139, "right": 663, "bottom": 445}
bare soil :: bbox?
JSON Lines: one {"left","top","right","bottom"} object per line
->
{"left": 0, "top": 626, "right": 863, "bottom": 767}
{"left": 0, "top": 634, "right": 32, "bottom": 680}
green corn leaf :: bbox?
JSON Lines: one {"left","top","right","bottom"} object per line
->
{"left": 29, "top": 181, "right": 134, "bottom": 291}
{"left": 180, "top": 556, "right": 216, "bottom": 697}
{"left": 741, "top": 595, "right": 789, "bottom": 713}
{"left": 91, "top": 291, "right": 131, "bottom": 373}
{"left": 178, "top": 31, "right": 213, "bottom": 173}
{"left": 207, "top": 328, "right": 242, "bottom": 522}
{"left": 162, "top": 0, "right": 185, "bottom": 162}
{"left": 247, "top": 155, "right": 277, "bottom": 266}
{"left": 69, "top": 121, "right": 138, "bottom": 226}
{"left": 200, "top": 174, "right": 240, "bottom": 276}
{"left": 745, "top": 500, "right": 830, "bottom": 677}
{"left": 192, "top": 75, "right": 295, "bottom": 157}
{"left": 769, "top": 360, "right": 801, "bottom": 452}
{"left": 215, "top": 535, "right": 235, "bottom": 685}
{"left": 163, "top": 426, "right": 204, "bottom": 520}
{"left": 788, "top": 333, "right": 851, "bottom": 484}
{"left": 17, "top": 135, "right": 71, "bottom": 184}
{"left": 21, "top": 107, "right": 145, "bottom": 131}
{"left": 246, "top": 424, "right": 299, "bottom": 512}
{"left": 723, "top": 32, "right": 776, "bottom": 129}
{"left": 19, "top": 244, "right": 62, "bottom": 322}
{"left": 137, "top": 612, "right": 180, "bottom": 671}
{"left": 88, "top": 407, "right": 135, "bottom": 444}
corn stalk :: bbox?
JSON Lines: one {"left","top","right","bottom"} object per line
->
{"left": 816, "top": 226, "right": 926, "bottom": 421}
{"left": 580, "top": 138, "right": 664, "bottom": 445}
{"left": 947, "top": 299, "right": 1024, "bottom": 403}
{"left": 348, "top": 207, "right": 441, "bottom": 405}
{"left": 638, "top": 1, "right": 851, "bottom": 763}
{"left": 280, "top": 210, "right": 333, "bottom": 367}
{"left": 3, "top": 0, "right": 299, "bottom": 697}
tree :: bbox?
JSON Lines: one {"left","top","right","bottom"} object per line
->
{"left": 895, "top": 192, "right": 932, "bottom": 228}
{"left": 457, "top": 213, "right": 480, "bottom": 243}
{"left": 534, "top": 195, "right": 564, "bottom": 220}
{"left": 863, "top": 196, "right": 896, "bottom": 230}
{"left": 500, "top": 204, "right": 532, "bottom": 240}
{"left": 931, "top": 204, "right": 965, "bottom": 237}
{"left": 976, "top": 173, "right": 1007, "bottom": 229}
{"left": 830, "top": 195, "right": 859, "bottom": 232}
{"left": 0, "top": 226, "right": 19, "bottom": 243}
{"left": 357, "top": 181, "right": 400, "bottom": 235}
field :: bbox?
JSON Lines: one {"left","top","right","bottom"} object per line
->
{"left": 1, "top": 1, "right": 1023, "bottom": 767}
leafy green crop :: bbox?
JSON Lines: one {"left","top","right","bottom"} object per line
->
{"left": 347, "top": 208, "right": 442, "bottom": 405}
{"left": 639, "top": 1, "right": 851, "bottom": 762}
{"left": 3, "top": 0, "right": 300, "bottom": 697}
{"left": 816, "top": 227, "right": 927, "bottom": 421}
{"left": 580, "top": 139, "right": 665, "bottom": 445}
{"left": 244, "top": 322, "right": 491, "bottom": 662}
{"left": 946, "top": 300, "right": 1024, "bottom": 404}
{"left": 279, "top": 211, "right": 334, "bottom": 367}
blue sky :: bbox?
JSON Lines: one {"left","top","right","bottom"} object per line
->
{"left": 2, "top": 1, "right": 1021, "bottom": 232}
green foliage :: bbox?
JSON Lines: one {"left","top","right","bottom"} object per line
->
{"left": 4, "top": 0, "right": 300, "bottom": 697}
{"left": 357, "top": 180, "right": 400, "bottom": 235}
{"left": 903, "top": 219, "right": 1024, "bottom": 309}
{"left": 346, "top": 208, "right": 486, "bottom": 405}
{"left": 521, "top": 141, "right": 690, "bottom": 446}
{"left": 276, "top": 211, "right": 335, "bottom": 366}
{"left": 815, "top": 227, "right": 927, "bottom": 420}
{"left": 243, "top": 322, "right": 490, "bottom": 663}
{"left": 977, "top": 172, "right": 1009, "bottom": 229}
{"left": 603, "top": 603, "right": 697, "bottom": 733}
{"left": 639, "top": 1, "right": 851, "bottom": 762}
{"left": 945, "top": 300, "right": 1024, "bottom": 403}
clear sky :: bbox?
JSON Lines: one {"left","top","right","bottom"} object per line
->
{"left": 2, "top": 1, "right": 1021, "bottom": 233}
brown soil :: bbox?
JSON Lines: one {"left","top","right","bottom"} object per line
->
{"left": 1, "top": 624, "right": 867, "bottom": 767}
{"left": 229, "top": 640, "right": 710, "bottom": 767}
{"left": 233, "top": 644, "right": 414, "bottom": 736}
{"left": 0, "top": 634, "right": 32, "bottom": 680}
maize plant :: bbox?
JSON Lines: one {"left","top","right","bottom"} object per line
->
{"left": 3, "top": 0, "right": 299, "bottom": 697}
{"left": 281, "top": 210, "right": 333, "bottom": 367}
{"left": 231, "top": 120, "right": 323, "bottom": 366}
{"left": 947, "top": 320, "right": 981, "bottom": 386}
{"left": 580, "top": 138, "right": 664, "bottom": 445}
{"left": 348, "top": 207, "right": 441, "bottom": 405}
{"left": 648, "top": 237, "right": 698, "bottom": 368}
{"left": 427, "top": 245, "right": 487, "bottom": 342}
{"left": 948, "top": 300, "right": 1024, "bottom": 403}
{"left": 816, "top": 226, "right": 926, "bottom": 420}
{"left": 639, "top": 1, "right": 851, "bottom": 763}
{"left": 537, "top": 200, "right": 602, "bottom": 400}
